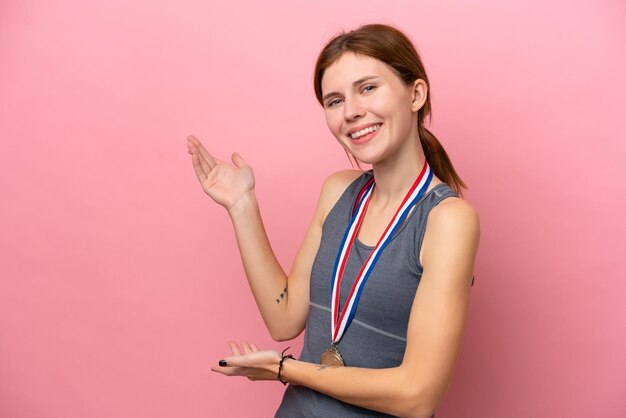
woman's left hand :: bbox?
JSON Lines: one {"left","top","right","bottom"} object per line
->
{"left": 211, "top": 341, "right": 282, "bottom": 381}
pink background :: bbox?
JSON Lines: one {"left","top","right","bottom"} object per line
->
{"left": 1, "top": 0, "right": 625, "bottom": 416}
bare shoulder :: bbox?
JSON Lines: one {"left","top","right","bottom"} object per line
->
{"left": 420, "top": 197, "right": 480, "bottom": 285}
{"left": 315, "top": 170, "right": 363, "bottom": 221}
{"left": 428, "top": 197, "right": 480, "bottom": 233}
{"left": 321, "top": 169, "right": 363, "bottom": 194}
{"left": 422, "top": 197, "right": 480, "bottom": 259}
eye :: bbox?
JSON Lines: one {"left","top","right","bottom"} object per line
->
{"left": 362, "top": 84, "right": 377, "bottom": 93}
{"left": 327, "top": 98, "right": 343, "bottom": 108}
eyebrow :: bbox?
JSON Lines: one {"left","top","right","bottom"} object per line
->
{"left": 322, "top": 76, "right": 379, "bottom": 102}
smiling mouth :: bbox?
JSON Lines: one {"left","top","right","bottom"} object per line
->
{"left": 349, "top": 123, "right": 382, "bottom": 140}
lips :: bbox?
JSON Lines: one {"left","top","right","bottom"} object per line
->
{"left": 347, "top": 123, "right": 383, "bottom": 140}
{"left": 348, "top": 123, "right": 382, "bottom": 145}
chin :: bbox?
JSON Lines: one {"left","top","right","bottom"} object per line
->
{"left": 339, "top": 141, "right": 385, "bottom": 166}
{"left": 344, "top": 142, "right": 390, "bottom": 166}
{"left": 349, "top": 150, "right": 384, "bottom": 166}
{"left": 354, "top": 156, "right": 378, "bottom": 165}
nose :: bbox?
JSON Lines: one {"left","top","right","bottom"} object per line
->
{"left": 343, "top": 97, "right": 365, "bottom": 122}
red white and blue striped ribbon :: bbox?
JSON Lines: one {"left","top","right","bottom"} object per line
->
{"left": 330, "top": 161, "right": 433, "bottom": 344}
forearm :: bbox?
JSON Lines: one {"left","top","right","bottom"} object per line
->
{"left": 280, "top": 360, "right": 435, "bottom": 418}
{"left": 227, "top": 192, "right": 293, "bottom": 336}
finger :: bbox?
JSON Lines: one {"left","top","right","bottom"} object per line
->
{"left": 200, "top": 148, "right": 217, "bottom": 171}
{"left": 249, "top": 342, "right": 259, "bottom": 352}
{"left": 187, "top": 142, "right": 205, "bottom": 159}
{"left": 187, "top": 139, "right": 208, "bottom": 166}
{"left": 228, "top": 341, "right": 242, "bottom": 357}
{"left": 187, "top": 134, "right": 203, "bottom": 147}
{"left": 211, "top": 365, "right": 227, "bottom": 374}
{"left": 188, "top": 140, "right": 214, "bottom": 178}
{"left": 231, "top": 152, "right": 248, "bottom": 169}
{"left": 216, "top": 354, "right": 245, "bottom": 369}
{"left": 188, "top": 135, "right": 217, "bottom": 170}
{"left": 187, "top": 135, "right": 201, "bottom": 154}
{"left": 191, "top": 153, "right": 209, "bottom": 182}
{"left": 187, "top": 140, "right": 201, "bottom": 157}
{"left": 241, "top": 341, "right": 254, "bottom": 355}
{"left": 211, "top": 365, "right": 243, "bottom": 376}
{"left": 194, "top": 150, "right": 213, "bottom": 177}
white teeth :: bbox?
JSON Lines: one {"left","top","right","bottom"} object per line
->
{"left": 350, "top": 124, "right": 381, "bottom": 139}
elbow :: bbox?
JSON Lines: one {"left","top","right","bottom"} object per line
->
{"left": 407, "top": 407, "right": 436, "bottom": 418}
{"left": 399, "top": 401, "right": 435, "bottom": 418}
{"left": 264, "top": 307, "right": 307, "bottom": 342}
{"left": 397, "top": 384, "right": 438, "bottom": 418}
{"left": 270, "top": 332, "right": 292, "bottom": 342}
{"left": 401, "top": 402, "right": 436, "bottom": 418}
{"left": 268, "top": 327, "right": 303, "bottom": 342}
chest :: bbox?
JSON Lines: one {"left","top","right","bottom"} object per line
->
{"left": 310, "top": 210, "right": 423, "bottom": 336}
{"left": 357, "top": 202, "right": 418, "bottom": 247}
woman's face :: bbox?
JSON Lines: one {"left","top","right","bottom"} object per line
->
{"left": 320, "top": 52, "right": 425, "bottom": 165}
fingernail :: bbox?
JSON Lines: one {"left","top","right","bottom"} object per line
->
{"left": 219, "top": 360, "right": 227, "bottom": 367}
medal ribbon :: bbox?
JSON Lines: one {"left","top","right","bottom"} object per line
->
{"left": 330, "top": 161, "right": 433, "bottom": 344}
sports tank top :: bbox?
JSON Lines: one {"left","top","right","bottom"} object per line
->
{"left": 276, "top": 171, "right": 459, "bottom": 417}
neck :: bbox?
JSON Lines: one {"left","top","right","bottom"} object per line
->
{"left": 370, "top": 146, "right": 427, "bottom": 206}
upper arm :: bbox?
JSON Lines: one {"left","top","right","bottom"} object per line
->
{"left": 400, "top": 198, "right": 480, "bottom": 410}
{"left": 280, "top": 170, "right": 363, "bottom": 340}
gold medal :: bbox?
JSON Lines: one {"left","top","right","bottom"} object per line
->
{"left": 320, "top": 345, "right": 345, "bottom": 367}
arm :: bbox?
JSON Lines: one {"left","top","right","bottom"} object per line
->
{"left": 225, "top": 188, "right": 316, "bottom": 341}
{"left": 214, "top": 197, "right": 480, "bottom": 418}
{"left": 230, "top": 169, "right": 365, "bottom": 341}
{"left": 187, "top": 134, "right": 361, "bottom": 340}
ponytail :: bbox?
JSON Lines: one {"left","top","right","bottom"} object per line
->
{"left": 419, "top": 125, "right": 466, "bottom": 196}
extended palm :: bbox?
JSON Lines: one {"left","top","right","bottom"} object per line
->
{"left": 187, "top": 135, "right": 255, "bottom": 211}
{"left": 211, "top": 341, "right": 282, "bottom": 382}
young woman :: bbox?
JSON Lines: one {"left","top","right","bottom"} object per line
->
{"left": 186, "top": 24, "right": 479, "bottom": 418}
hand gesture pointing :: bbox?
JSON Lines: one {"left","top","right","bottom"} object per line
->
{"left": 187, "top": 135, "right": 255, "bottom": 212}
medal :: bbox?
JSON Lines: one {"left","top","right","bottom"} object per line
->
{"left": 322, "top": 161, "right": 433, "bottom": 367}
{"left": 320, "top": 344, "right": 345, "bottom": 367}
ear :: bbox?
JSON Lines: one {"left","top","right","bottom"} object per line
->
{"left": 411, "top": 79, "right": 428, "bottom": 113}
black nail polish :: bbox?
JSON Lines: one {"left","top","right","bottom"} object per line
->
{"left": 219, "top": 360, "right": 227, "bottom": 367}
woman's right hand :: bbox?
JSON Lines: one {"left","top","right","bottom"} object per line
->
{"left": 187, "top": 135, "right": 255, "bottom": 212}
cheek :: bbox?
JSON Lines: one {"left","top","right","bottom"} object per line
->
{"left": 325, "top": 113, "right": 342, "bottom": 136}
{"left": 369, "top": 96, "right": 396, "bottom": 120}
{"left": 386, "top": 99, "right": 414, "bottom": 128}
